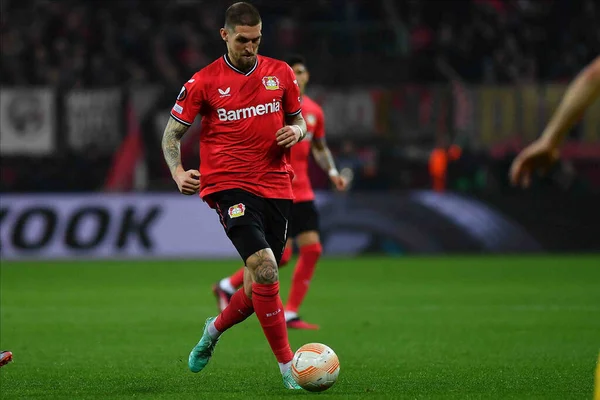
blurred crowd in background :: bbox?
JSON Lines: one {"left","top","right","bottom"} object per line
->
{"left": 1, "top": 0, "right": 599, "bottom": 194}
{"left": 2, "top": 0, "right": 598, "bottom": 87}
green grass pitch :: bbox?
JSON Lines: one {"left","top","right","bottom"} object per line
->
{"left": 1, "top": 255, "right": 599, "bottom": 399}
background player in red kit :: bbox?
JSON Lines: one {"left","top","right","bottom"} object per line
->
{"left": 161, "top": 2, "right": 307, "bottom": 390}
{"left": 213, "top": 55, "right": 348, "bottom": 330}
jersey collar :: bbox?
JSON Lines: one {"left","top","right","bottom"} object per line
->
{"left": 223, "top": 54, "right": 258, "bottom": 76}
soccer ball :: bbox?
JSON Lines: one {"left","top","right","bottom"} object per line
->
{"left": 291, "top": 343, "right": 340, "bottom": 392}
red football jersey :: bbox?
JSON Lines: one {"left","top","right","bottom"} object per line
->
{"left": 170, "top": 54, "right": 302, "bottom": 205}
{"left": 290, "top": 95, "right": 325, "bottom": 202}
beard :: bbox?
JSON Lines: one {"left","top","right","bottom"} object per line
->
{"left": 237, "top": 54, "right": 257, "bottom": 71}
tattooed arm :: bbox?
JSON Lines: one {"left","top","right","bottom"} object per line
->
{"left": 276, "top": 113, "right": 307, "bottom": 148}
{"left": 311, "top": 137, "right": 336, "bottom": 174}
{"left": 161, "top": 117, "right": 188, "bottom": 174}
{"left": 161, "top": 116, "right": 200, "bottom": 195}
{"left": 285, "top": 112, "right": 307, "bottom": 141}
{"left": 311, "top": 138, "right": 348, "bottom": 191}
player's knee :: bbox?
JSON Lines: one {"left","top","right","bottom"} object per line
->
{"left": 246, "top": 248, "right": 279, "bottom": 284}
{"left": 300, "top": 242, "right": 322, "bottom": 259}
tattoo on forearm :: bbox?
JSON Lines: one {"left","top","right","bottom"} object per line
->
{"left": 286, "top": 113, "right": 307, "bottom": 138}
{"left": 161, "top": 118, "right": 189, "bottom": 173}
{"left": 248, "top": 249, "right": 278, "bottom": 284}
{"left": 313, "top": 146, "right": 336, "bottom": 172}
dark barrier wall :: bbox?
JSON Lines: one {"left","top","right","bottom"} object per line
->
{"left": 476, "top": 193, "right": 600, "bottom": 253}
{"left": 317, "top": 191, "right": 600, "bottom": 255}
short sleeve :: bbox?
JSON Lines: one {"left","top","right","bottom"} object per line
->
{"left": 282, "top": 65, "right": 302, "bottom": 117}
{"left": 170, "top": 75, "right": 203, "bottom": 126}
{"left": 314, "top": 107, "right": 325, "bottom": 139}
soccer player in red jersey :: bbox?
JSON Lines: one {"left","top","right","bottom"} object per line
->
{"left": 161, "top": 3, "right": 307, "bottom": 389}
{"left": 213, "top": 55, "right": 348, "bottom": 330}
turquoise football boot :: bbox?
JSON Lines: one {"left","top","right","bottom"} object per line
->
{"left": 188, "top": 317, "right": 219, "bottom": 373}
{"left": 282, "top": 368, "right": 303, "bottom": 390}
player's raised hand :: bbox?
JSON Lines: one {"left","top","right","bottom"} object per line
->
{"left": 174, "top": 169, "right": 201, "bottom": 195}
{"left": 276, "top": 125, "right": 303, "bottom": 148}
{"left": 509, "top": 139, "right": 559, "bottom": 188}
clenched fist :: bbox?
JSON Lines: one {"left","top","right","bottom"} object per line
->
{"left": 276, "top": 125, "right": 303, "bottom": 148}
{"left": 174, "top": 169, "right": 200, "bottom": 195}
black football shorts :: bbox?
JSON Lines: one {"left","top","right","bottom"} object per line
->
{"left": 289, "top": 200, "right": 320, "bottom": 238}
{"left": 208, "top": 189, "right": 292, "bottom": 265}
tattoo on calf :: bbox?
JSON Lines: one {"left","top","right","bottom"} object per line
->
{"left": 255, "top": 262, "right": 278, "bottom": 283}
{"left": 249, "top": 249, "right": 279, "bottom": 284}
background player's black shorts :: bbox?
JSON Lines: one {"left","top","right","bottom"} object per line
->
{"left": 208, "top": 189, "right": 292, "bottom": 265}
{"left": 289, "top": 200, "right": 320, "bottom": 238}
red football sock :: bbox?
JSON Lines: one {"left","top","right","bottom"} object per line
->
{"left": 229, "top": 267, "right": 245, "bottom": 290}
{"left": 285, "top": 243, "right": 322, "bottom": 313}
{"left": 214, "top": 289, "right": 254, "bottom": 332}
{"left": 252, "top": 282, "right": 294, "bottom": 363}
{"left": 279, "top": 245, "right": 293, "bottom": 267}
